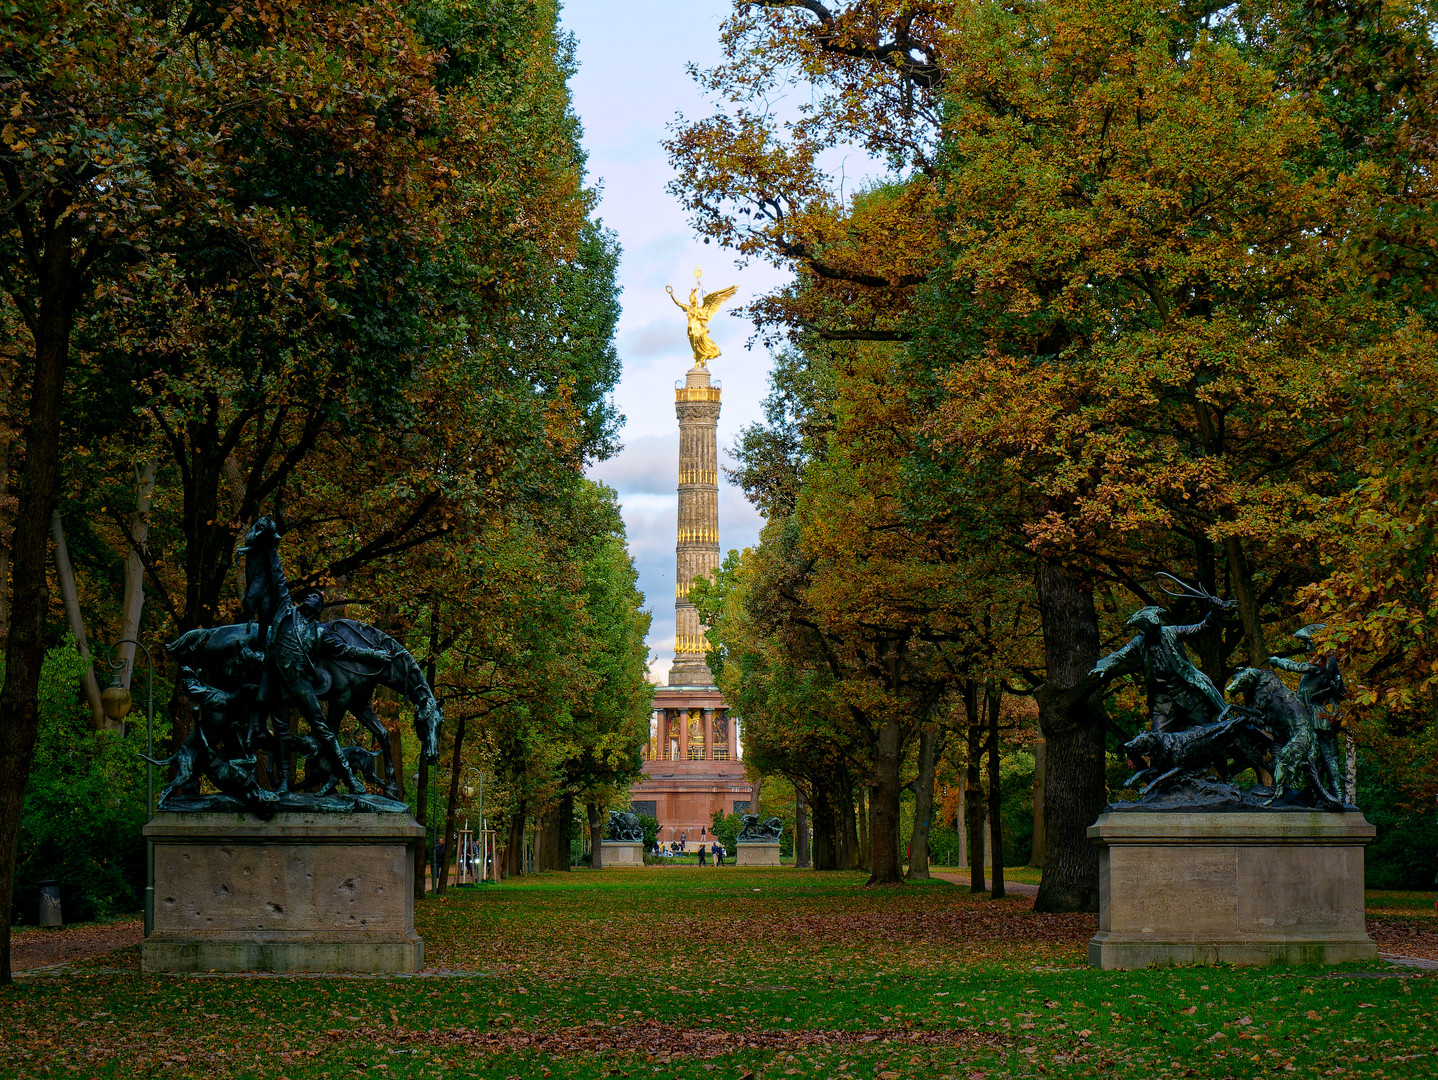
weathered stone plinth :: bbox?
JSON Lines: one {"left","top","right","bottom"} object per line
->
{"left": 1088, "top": 810, "right": 1377, "bottom": 970}
{"left": 143, "top": 812, "right": 424, "bottom": 973}
{"left": 600, "top": 841, "right": 644, "bottom": 866}
{"left": 736, "top": 841, "right": 781, "bottom": 867}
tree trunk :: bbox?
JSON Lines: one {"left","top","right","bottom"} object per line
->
{"left": 906, "top": 727, "right": 941, "bottom": 881}
{"left": 587, "top": 801, "right": 604, "bottom": 869}
{"left": 0, "top": 438, "right": 11, "bottom": 641}
{"left": 856, "top": 783, "right": 869, "bottom": 871}
{"left": 0, "top": 221, "right": 79, "bottom": 984}
{"left": 559, "top": 793, "right": 574, "bottom": 869}
{"left": 388, "top": 718, "right": 405, "bottom": 800}
{"left": 1033, "top": 563, "right": 1105, "bottom": 914}
{"left": 117, "top": 459, "right": 158, "bottom": 686}
{"left": 504, "top": 805, "right": 527, "bottom": 877}
{"left": 809, "top": 781, "right": 835, "bottom": 870}
{"left": 536, "top": 796, "right": 571, "bottom": 871}
{"left": 986, "top": 684, "right": 1005, "bottom": 899}
{"left": 838, "top": 773, "right": 859, "bottom": 869}
{"left": 415, "top": 605, "right": 439, "bottom": 898}
{"left": 795, "top": 786, "right": 810, "bottom": 868}
{"left": 867, "top": 720, "right": 904, "bottom": 885}
{"left": 956, "top": 770, "right": 968, "bottom": 867}
{"left": 1222, "top": 536, "right": 1268, "bottom": 668}
{"left": 1193, "top": 536, "right": 1225, "bottom": 688}
{"left": 965, "top": 683, "right": 986, "bottom": 891}
{"left": 437, "top": 711, "right": 466, "bottom": 895}
{"left": 1030, "top": 737, "right": 1046, "bottom": 868}
{"left": 50, "top": 511, "right": 106, "bottom": 728}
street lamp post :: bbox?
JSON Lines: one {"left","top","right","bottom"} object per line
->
{"left": 99, "top": 639, "right": 155, "bottom": 936}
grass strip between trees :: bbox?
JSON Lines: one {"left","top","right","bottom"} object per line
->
{"left": 1, "top": 868, "right": 1435, "bottom": 1079}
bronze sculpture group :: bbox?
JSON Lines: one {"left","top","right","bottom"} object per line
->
{"left": 604, "top": 810, "right": 646, "bottom": 844}
{"left": 736, "top": 814, "right": 784, "bottom": 842}
{"left": 1093, "top": 575, "right": 1349, "bottom": 810}
{"left": 152, "top": 517, "right": 442, "bottom": 814}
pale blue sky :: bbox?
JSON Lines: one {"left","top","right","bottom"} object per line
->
{"left": 563, "top": 1, "right": 790, "bottom": 682}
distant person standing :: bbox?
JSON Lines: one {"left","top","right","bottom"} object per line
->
{"left": 697, "top": 843, "right": 708, "bottom": 866}
{"left": 712, "top": 841, "right": 724, "bottom": 866}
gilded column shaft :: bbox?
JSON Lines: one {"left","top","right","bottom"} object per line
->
{"left": 671, "top": 366, "right": 721, "bottom": 686}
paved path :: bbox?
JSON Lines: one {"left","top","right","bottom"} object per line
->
{"left": 10, "top": 917, "right": 143, "bottom": 972}
{"left": 932, "top": 872, "right": 1039, "bottom": 896}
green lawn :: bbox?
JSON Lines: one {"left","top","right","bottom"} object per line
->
{"left": 3, "top": 868, "right": 1435, "bottom": 1079}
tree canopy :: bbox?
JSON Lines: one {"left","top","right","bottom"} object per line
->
{"left": 670, "top": 0, "right": 1438, "bottom": 906}
{"left": 0, "top": 0, "right": 653, "bottom": 979}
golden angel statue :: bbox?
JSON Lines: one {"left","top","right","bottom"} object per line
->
{"left": 667, "top": 271, "right": 737, "bottom": 367}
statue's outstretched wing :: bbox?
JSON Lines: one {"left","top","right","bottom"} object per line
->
{"left": 699, "top": 284, "right": 737, "bottom": 319}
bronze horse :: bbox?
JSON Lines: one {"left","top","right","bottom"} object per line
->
{"left": 165, "top": 516, "right": 442, "bottom": 801}
{"left": 167, "top": 615, "right": 441, "bottom": 798}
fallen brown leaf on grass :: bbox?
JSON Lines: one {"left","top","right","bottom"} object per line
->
{"left": 331, "top": 1020, "right": 1007, "bottom": 1060}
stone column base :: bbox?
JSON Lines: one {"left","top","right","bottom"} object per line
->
{"left": 600, "top": 841, "right": 644, "bottom": 866}
{"left": 736, "top": 842, "right": 781, "bottom": 866}
{"left": 143, "top": 812, "right": 424, "bottom": 974}
{"left": 1088, "top": 810, "right": 1377, "bottom": 970}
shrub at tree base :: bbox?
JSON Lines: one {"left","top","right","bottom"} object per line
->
{"left": 710, "top": 811, "right": 740, "bottom": 855}
{"left": 12, "top": 641, "right": 152, "bottom": 925}
{"left": 637, "top": 814, "right": 659, "bottom": 852}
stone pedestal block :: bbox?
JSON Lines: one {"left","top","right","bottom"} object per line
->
{"left": 736, "top": 841, "right": 781, "bottom": 867}
{"left": 143, "top": 812, "right": 424, "bottom": 974}
{"left": 1088, "top": 810, "right": 1377, "bottom": 970}
{"left": 600, "top": 841, "right": 644, "bottom": 866}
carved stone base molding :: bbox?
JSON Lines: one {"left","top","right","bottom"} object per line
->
{"left": 600, "top": 841, "right": 644, "bottom": 866}
{"left": 735, "top": 841, "right": 781, "bottom": 867}
{"left": 143, "top": 812, "right": 424, "bottom": 973}
{"left": 1088, "top": 810, "right": 1377, "bottom": 970}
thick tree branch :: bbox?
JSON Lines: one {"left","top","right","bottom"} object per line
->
{"left": 102, "top": 504, "right": 182, "bottom": 626}
{"left": 775, "top": 233, "right": 929, "bottom": 288}
{"left": 755, "top": 0, "right": 945, "bottom": 88}
{"left": 805, "top": 324, "right": 913, "bottom": 342}
{"left": 317, "top": 488, "right": 446, "bottom": 581}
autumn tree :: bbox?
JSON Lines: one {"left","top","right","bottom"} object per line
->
{"left": 0, "top": 0, "right": 631, "bottom": 972}
{"left": 2, "top": 0, "right": 415, "bottom": 980}
{"left": 668, "top": 0, "right": 1438, "bottom": 911}
{"left": 696, "top": 529, "right": 867, "bottom": 871}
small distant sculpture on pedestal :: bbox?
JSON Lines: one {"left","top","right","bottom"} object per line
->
{"left": 733, "top": 813, "right": 783, "bottom": 867}
{"left": 604, "top": 810, "right": 645, "bottom": 843}
{"left": 599, "top": 810, "right": 645, "bottom": 866}
{"left": 736, "top": 814, "right": 783, "bottom": 843}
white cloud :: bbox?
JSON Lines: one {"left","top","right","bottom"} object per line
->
{"left": 591, "top": 435, "right": 676, "bottom": 495}
{"left": 620, "top": 319, "right": 683, "bottom": 360}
